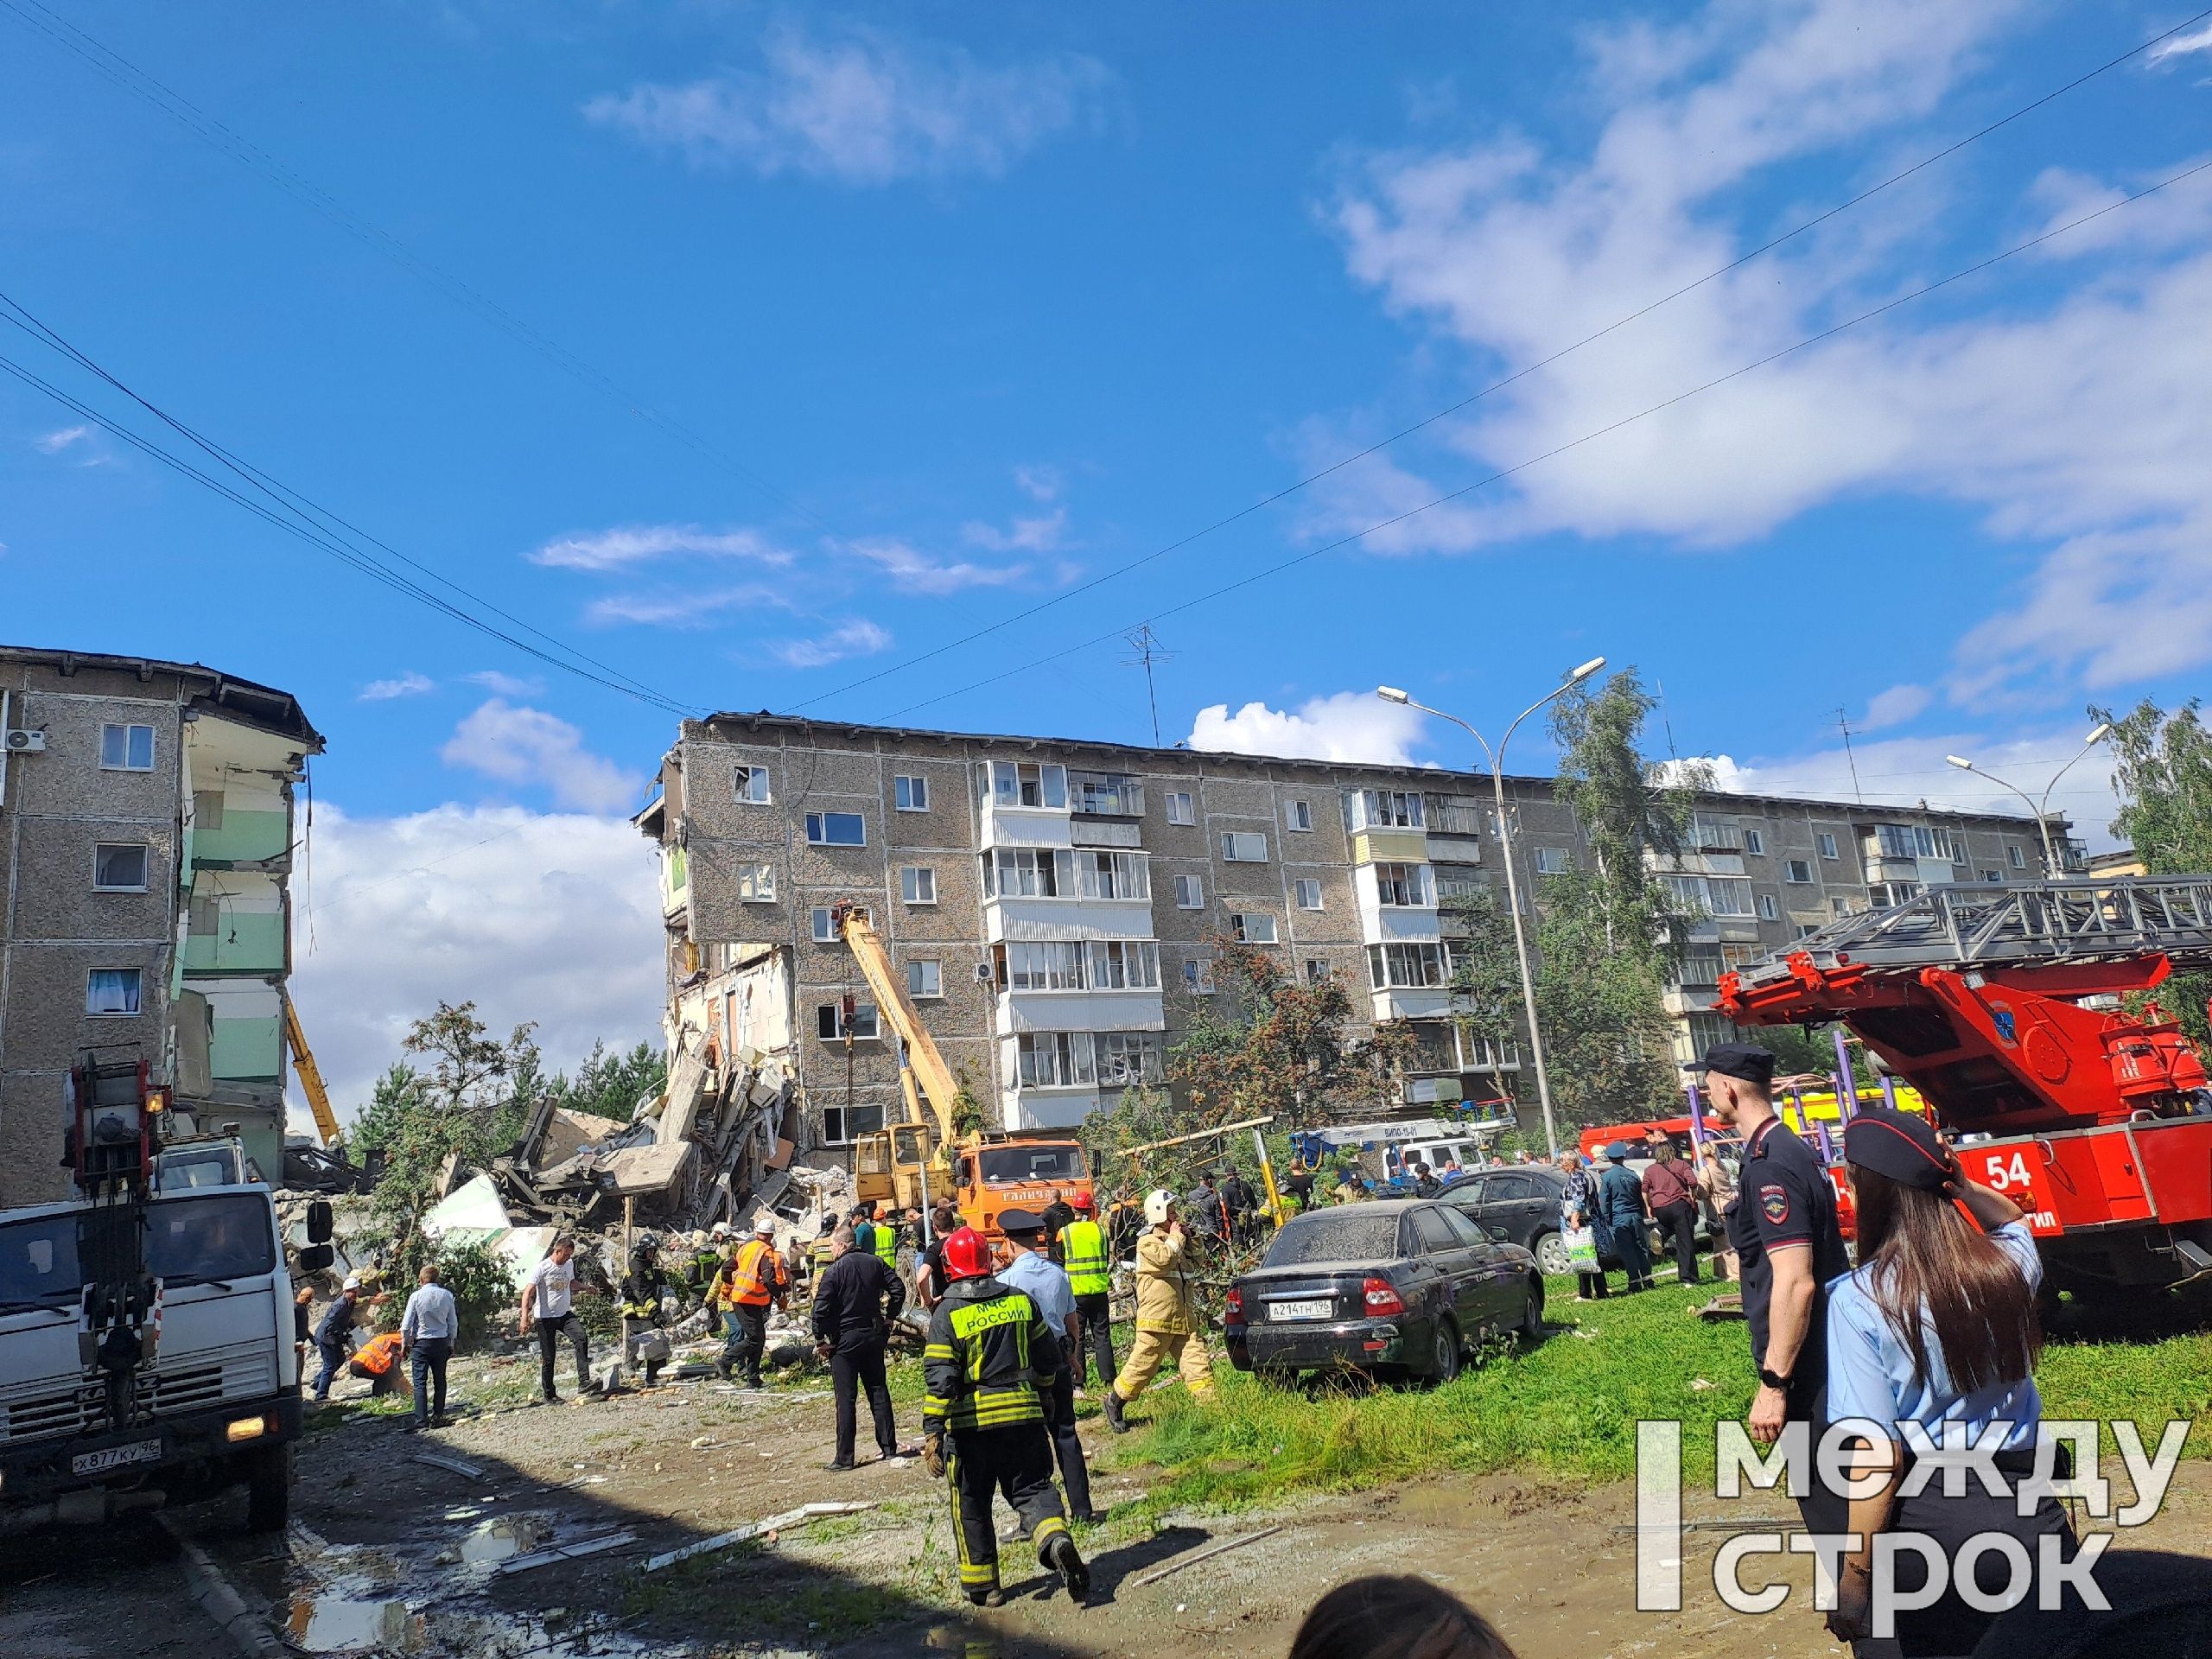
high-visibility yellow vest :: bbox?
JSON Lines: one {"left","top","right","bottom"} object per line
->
{"left": 1060, "top": 1218, "right": 1110, "bottom": 1297}
{"left": 872, "top": 1220, "right": 899, "bottom": 1272}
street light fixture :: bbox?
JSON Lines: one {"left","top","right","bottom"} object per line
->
{"left": 1944, "top": 723, "right": 2113, "bottom": 877}
{"left": 1376, "top": 657, "right": 1607, "bottom": 1159}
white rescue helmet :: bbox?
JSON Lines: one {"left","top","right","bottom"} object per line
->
{"left": 1143, "top": 1188, "right": 1176, "bottom": 1226}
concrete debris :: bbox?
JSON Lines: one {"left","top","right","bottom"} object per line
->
{"left": 496, "top": 1529, "right": 639, "bottom": 1575}
{"left": 413, "top": 1451, "right": 488, "bottom": 1480}
{"left": 643, "top": 1502, "right": 874, "bottom": 1573}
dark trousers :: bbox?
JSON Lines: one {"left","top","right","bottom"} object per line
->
{"left": 721, "top": 1303, "right": 769, "bottom": 1384}
{"left": 1886, "top": 1455, "right": 2076, "bottom": 1656}
{"left": 312, "top": 1338, "right": 346, "bottom": 1400}
{"left": 1575, "top": 1270, "right": 1609, "bottom": 1300}
{"left": 410, "top": 1337, "right": 451, "bottom": 1424}
{"left": 1611, "top": 1217, "right": 1654, "bottom": 1290}
{"left": 944, "top": 1422, "right": 1070, "bottom": 1598}
{"left": 1074, "top": 1293, "right": 1115, "bottom": 1389}
{"left": 1041, "top": 1368, "right": 1095, "bottom": 1520}
{"left": 828, "top": 1338, "right": 898, "bottom": 1464}
{"left": 1651, "top": 1201, "right": 1699, "bottom": 1283}
{"left": 536, "top": 1312, "right": 588, "bottom": 1397}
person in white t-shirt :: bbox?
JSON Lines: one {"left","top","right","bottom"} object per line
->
{"left": 519, "top": 1237, "right": 594, "bottom": 1402}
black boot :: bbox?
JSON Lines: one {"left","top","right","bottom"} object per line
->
{"left": 1101, "top": 1388, "right": 1128, "bottom": 1434}
{"left": 1047, "top": 1533, "right": 1090, "bottom": 1604}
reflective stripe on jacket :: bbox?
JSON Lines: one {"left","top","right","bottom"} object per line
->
{"left": 921, "top": 1276, "right": 1060, "bottom": 1434}
{"left": 1059, "top": 1218, "right": 1110, "bottom": 1297}
{"left": 721, "top": 1238, "right": 786, "bottom": 1306}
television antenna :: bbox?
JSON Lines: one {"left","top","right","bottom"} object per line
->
{"left": 1122, "top": 625, "right": 1176, "bottom": 747}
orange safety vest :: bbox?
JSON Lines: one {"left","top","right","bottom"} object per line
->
{"left": 721, "top": 1238, "right": 785, "bottom": 1306}
{"left": 353, "top": 1332, "right": 404, "bottom": 1376}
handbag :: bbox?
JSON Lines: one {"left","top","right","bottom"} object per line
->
{"left": 1564, "top": 1226, "right": 1599, "bottom": 1270}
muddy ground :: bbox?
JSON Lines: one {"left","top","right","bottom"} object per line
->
{"left": 5, "top": 1338, "right": 2208, "bottom": 1659}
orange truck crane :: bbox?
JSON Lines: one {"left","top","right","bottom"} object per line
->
{"left": 833, "top": 905, "right": 1091, "bottom": 1245}
{"left": 1717, "top": 875, "right": 2212, "bottom": 1294}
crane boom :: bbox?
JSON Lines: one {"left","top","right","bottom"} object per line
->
{"left": 835, "top": 905, "right": 963, "bottom": 1139}
{"left": 283, "top": 994, "right": 342, "bottom": 1147}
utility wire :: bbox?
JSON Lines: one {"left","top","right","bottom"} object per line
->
{"left": 0, "top": 292, "right": 690, "bottom": 715}
{"left": 0, "top": 0, "right": 837, "bottom": 537}
{"left": 882, "top": 156, "right": 2212, "bottom": 721}
{"left": 794, "top": 3, "right": 2212, "bottom": 715}
{"left": 0, "top": 338, "right": 696, "bottom": 716}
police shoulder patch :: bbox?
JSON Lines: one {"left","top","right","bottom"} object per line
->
{"left": 1759, "top": 1183, "right": 1790, "bottom": 1225}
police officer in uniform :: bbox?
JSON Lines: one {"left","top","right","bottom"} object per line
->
{"left": 1694, "top": 1042, "right": 1850, "bottom": 1536}
{"left": 920, "top": 1225, "right": 1090, "bottom": 1608}
{"left": 1057, "top": 1193, "right": 1116, "bottom": 1392}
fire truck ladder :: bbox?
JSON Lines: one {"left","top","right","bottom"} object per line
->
{"left": 1732, "top": 875, "right": 2212, "bottom": 991}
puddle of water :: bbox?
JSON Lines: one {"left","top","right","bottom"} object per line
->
{"left": 284, "top": 1593, "right": 424, "bottom": 1654}
{"left": 458, "top": 1514, "right": 553, "bottom": 1568}
{"left": 428, "top": 1607, "right": 691, "bottom": 1659}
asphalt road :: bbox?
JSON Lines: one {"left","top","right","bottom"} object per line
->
{"left": 0, "top": 1507, "right": 242, "bottom": 1659}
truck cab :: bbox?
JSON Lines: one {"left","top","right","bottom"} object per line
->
{"left": 0, "top": 1169, "right": 302, "bottom": 1532}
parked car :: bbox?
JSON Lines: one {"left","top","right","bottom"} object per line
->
{"left": 1223, "top": 1199, "right": 1543, "bottom": 1385}
{"left": 1439, "top": 1161, "right": 1731, "bottom": 1275}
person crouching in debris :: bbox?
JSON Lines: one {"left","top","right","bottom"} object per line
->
{"left": 715, "top": 1217, "right": 789, "bottom": 1386}
{"left": 619, "top": 1232, "right": 673, "bottom": 1389}
{"left": 1099, "top": 1189, "right": 1215, "bottom": 1433}
{"left": 921, "top": 1224, "right": 1089, "bottom": 1608}
{"left": 521, "top": 1236, "right": 597, "bottom": 1403}
{"left": 811, "top": 1225, "right": 907, "bottom": 1469}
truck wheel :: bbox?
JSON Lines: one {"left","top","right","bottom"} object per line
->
{"left": 245, "top": 1441, "right": 291, "bottom": 1533}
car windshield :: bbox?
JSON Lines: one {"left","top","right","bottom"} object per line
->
{"left": 0, "top": 1214, "right": 79, "bottom": 1308}
{"left": 979, "top": 1145, "right": 1084, "bottom": 1185}
{"left": 1262, "top": 1211, "right": 1402, "bottom": 1266}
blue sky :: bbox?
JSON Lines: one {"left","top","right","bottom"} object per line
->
{"left": 5, "top": 2, "right": 2211, "bottom": 1106}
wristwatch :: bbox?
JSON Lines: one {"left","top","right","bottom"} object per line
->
{"left": 1757, "top": 1366, "right": 1793, "bottom": 1391}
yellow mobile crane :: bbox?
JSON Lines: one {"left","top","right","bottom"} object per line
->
{"left": 283, "top": 994, "right": 342, "bottom": 1147}
{"left": 834, "top": 904, "right": 1092, "bottom": 1243}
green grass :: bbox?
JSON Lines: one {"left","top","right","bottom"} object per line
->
{"left": 1096, "top": 1276, "right": 2212, "bottom": 1521}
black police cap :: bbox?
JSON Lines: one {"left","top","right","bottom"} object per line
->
{"left": 1686, "top": 1041, "right": 1777, "bottom": 1088}
{"left": 1842, "top": 1106, "right": 1956, "bottom": 1192}
{"left": 998, "top": 1208, "right": 1046, "bottom": 1237}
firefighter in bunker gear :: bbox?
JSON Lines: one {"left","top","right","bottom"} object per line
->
{"left": 920, "top": 1225, "right": 1090, "bottom": 1608}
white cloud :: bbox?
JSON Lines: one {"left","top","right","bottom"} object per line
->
{"left": 463, "top": 669, "right": 544, "bottom": 697}
{"left": 1860, "top": 683, "right": 1931, "bottom": 732}
{"left": 439, "top": 699, "right": 642, "bottom": 811}
{"left": 1014, "top": 464, "right": 1062, "bottom": 502}
{"left": 33, "top": 425, "right": 88, "bottom": 454}
{"left": 767, "top": 619, "right": 893, "bottom": 669}
{"left": 846, "top": 536, "right": 1026, "bottom": 594}
{"left": 358, "top": 671, "right": 436, "bottom": 702}
{"left": 289, "top": 804, "right": 663, "bottom": 1122}
{"left": 528, "top": 524, "right": 792, "bottom": 572}
{"left": 2148, "top": 20, "right": 2212, "bottom": 65}
{"left": 1319, "top": 0, "right": 2212, "bottom": 705}
{"left": 583, "top": 24, "right": 1109, "bottom": 185}
{"left": 583, "top": 584, "right": 788, "bottom": 628}
{"left": 1188, "top": 690, "right": 1429, "bottom": 766}
{"left": 961, "top": 506, "right": 1067, "bottom": 554}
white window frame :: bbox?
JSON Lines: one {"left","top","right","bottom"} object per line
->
{"left": 1783, "top": 858, "right": 1814, "bottom": 884}
{"left": 86, "top": 968, "right": 143, "bottom": 1015}
{"left": 1287, "top": 799, "right": 1313, "bottom": 833}
{"left": 1230, "top": 912, "right": 1279, "bottom": 944}
{"left": 734, "top": 862, "right": 777, "bottom": 903}
{"left": 1294, "top": 878, "right": 1323, "bottom": 911}
{"left": 1094, "top": 1030, "right": 1166, "bottom": 1087}
{"left": 1166, "top": 791, "right": 1195, "bottom": 826}
{"left": 906, "top": 959, "right": 943, "bottom": 1000}
{"left": 819, "top": 1101, "right": 885, "bottom": 1147}
{"left": 1982, "top": 868, "right": 2005, "bottom": 884}
{"left": 893, "top": 774, "right": 929, "bottom": 812}
{"left": 1364, "top": 941, "right": 1449, "bottom": 989}
{"left": 811, "top": 906, "right": 838, "bottom": 944}
{"left": 99, "top": 722, "right": 156, "bottom": 772}
{"left": 1817, "top": 832, "right": 1839, "bottom": 860}
{"left": 805, "top": 811, "right": 867, "bottom": 848}
{"left": 900, "top": 865, "right": 937, "bottom": 906}
{"left": 1373, "top": 861, "right": 1433, "bottom": 907}
{"left": 1304, "top": 957, "right": 1332, "bottom": 984}
{"left": 989, "top": 760, "right": 1067, "bottom": 810}
{"left": 736, "top": 765, "right": 772, "bottom": 804}
{"left": 1757, "top": 893, "right": 1778, "bottom": 921}
{"left": 1742, "top": 828, "right": 1765, "bottom": 856}
{"left": 1086, "top": 939, "right": 1161, "bottom": 990}
{"left": 2007, "top": 843, "right": 2027, "bottom": 870}
{"left": 1182, "top": 957, "right": 1216, "bottom": 995}
{"left": 817, "top": 1001, "right": 880, "bottom": 1040}
{"left": 93, "top": 842, "right": 149, "bottom": 893}
{"left": 1535, "top": 847, "right": 1571, "bottom": 876}
{"left": 1220, "top": 831, "right": 1268, "bottom": 862}
{"left": 1173, "top": 873, "right": 1204, "bottom": 909}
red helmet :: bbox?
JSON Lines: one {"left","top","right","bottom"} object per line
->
{"left": 940, "top": 1225, "right": 992, "bottom": 1283}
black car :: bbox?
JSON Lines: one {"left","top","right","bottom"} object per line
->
{"left": 1224, "top": 1199, "right": 1543, "bottom": 1385}
{"left": 1440, "top": 1165, "right": 1718, "bottom": 1274}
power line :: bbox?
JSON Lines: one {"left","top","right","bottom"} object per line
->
{"left": 789, "top": 5, "right": 2212, "bottom": 715}
{"left": 880, "top": 156, "right": 2212, "bottom": 722}
{"left": 0, "top": 0, "right": 838, "bottom": 537}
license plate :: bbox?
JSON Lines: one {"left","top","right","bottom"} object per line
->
{"left": 1268, "top": 1299, "right": 1332, "bottom": 1322}
{"left": 73, "top": 1436, "right": 162, "bottom": 1477}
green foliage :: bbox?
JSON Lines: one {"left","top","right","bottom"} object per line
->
{"left": 376, "top": 1237, "right": 517, "bottom": 1349}
{"left": 947, "top": 1071, "right": 987, "bottom": 1137}
{"left": 547, "top": 1039, "right": 666, "bottom": 1123}
{"left": 1444, "top": 887, "right": 1523, "bottom": 1088}
{"left": 1080, "top": 1084, "right": 1193, "bottom": 1206}
{"left": 1530, "top": 868, "right": 1681, "bottom": 1128}
{"left": 2097, "top": 698, "right": 2212, "bottom": 1049}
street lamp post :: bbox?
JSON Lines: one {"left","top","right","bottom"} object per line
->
{"left": 1944, "top": 723, "right": 2113, "bottom": 878}
{"left": 1379, "top": 658, "right": 1605, "bottom": 1160}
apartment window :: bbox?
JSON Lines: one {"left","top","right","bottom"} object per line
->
{"left": 1087, "top": 939, "right": 1161, "bottom": 989}
{"left": 734, "top": 862, "right": 777, "bottom": 903}
{"left": 983, "top": 848, "right": 1056, "bottom": 898}
{"left": 1349, "top": 789, "right": 1424, "bottom": 830}
{"left": 1757, "top": 893, "right": 1778, "bottom": 921}
{"left": 93, "top": 843, "right": 149, "bottom": 892}
{"left": 1677, "top": 953, "right": 1724, "bottom": 988}
{"left": 1230, "top": 912, "right": 1279, "bottom": 944}
{"left": 1173, "top": 873, "right": 1204, "bottom": 909}
{"left": 1070, "top": 849, "right": 1149, "bottom": 899}
{"left": 2007, "top": 843, "right": 2027, "bottom": 870}
{"left": 1373, "top": 861, "right": 1433, "bottom": 906}
{"left": 988, "top": 760, "right": 1066, "bottom": 810}
{"left": 1426, "top": 795, "right": 1484, "bottom": 836}
{"left": 1742, "top": 828, "right": 1765, "bottom": 856}
{"left": 1220, "top": 831, "right": 1268, "bottom": 862}
{"left": 806, "top": 811, "right": 866, "bottom": 848}
{"left": 1794, "top": 924, "right": 1821, "bottom": 940}
{"left": 900, "top": 866, "right": 937, "bottom": 905}
{"left": 1871, "top": 881, "right": 1924, "bottom": 908}
{"left": 1691, "top": 817, "right": 1746, "bottom": 852}
{"left": 665, "top": 845, "right": 688, "bottom": 893}
{"left": 816, "top": 1001, "right": 880, "bottom": 1040}
{"left": 811, "top": 907, "right": 839, "bottom": 943}
{"left": 1166, "top": 791, "right": 1195, "bottom": 825}
{"left": 1535, "top": 847, "right": 1571, "bottom": 876}
{"left": 1817, "top": 832, "right": 1839, "bottom": 860}
{"left": 1007, "top": 941, "right": 1085, "bottom": 991}
{"left": 1305, "top": 958, "right": 1332, "bottom": 984}
{"left": 1294, "top": 878, "right": 1323, "bottom": 911}
{"left": 1068, "top": 770, "right": 1144, "bottom": 817}
{"left": 1435, "top": 869, "right": 1488, "bottom": 906}
{"left": 736, "top": 765, "right": 772, "bottom": 804}
{"left": 1878, "top": 823, "right": 1960, "bottom": 862}
{"left": 1686, "top": 1012, "right": 1745, "bottom": 1057}
{"left": 893, "top": 774, "right": 929, "bottom": 812}
{"left": 1831, "top": 897, "right": 1853, "bottom": 918}
{"left": 1659, "top": 874, "right": 1754, "bottom": 917}
{"left": 1095, "top": 1031, "right": 1166, "bottom": 1086}
{"left": 820, "top": 1102, "right": 885, "bottom": 1147}
{"left": 1014, "top": 1031, "right": 1094, "bottom": 1089}
{"left": 99, "top": 722, "right": 156, "bottom": 772}
{"left": 906, "top": 959, "right": 942, "bottom": 1000}
{"left": 1784, "top": 858, "right": 1814, "bottom": 884}
{"left": 1182, "top": 958, "right": 1216, "bottom": 995}
{"left": 1287, "top": 799, "right": 1313, "bottom": 833}
{"left": 1365, "top": 941, "right": 1449, "bottom": 989}
{"left": 86, "top": 968, "right": 143, "bottom": 1014}
{"left": 1982, "top": 868, "right": 2005, "bottom": 883}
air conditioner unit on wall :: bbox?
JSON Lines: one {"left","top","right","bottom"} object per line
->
{"left": 3, "top": 729, "right": 44, "bottom": 752}
{"left": 974, "top": 963, "right": 995, "bottom": 983}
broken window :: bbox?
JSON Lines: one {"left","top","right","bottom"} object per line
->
{"left": 900, "top": 866, "right": 937, "bottom": 905}
{"left": 734, "top": 862, "right": 776, "bottom": 903}
{"left": 820, "top": 1102, "right": 885, "bottom": 1146}
{"left": 737, "top": 766, "right": 772, "bottom": 804}
{"left": 1365, "top": 942, "right": 1449, "bottom": 989}
{"left": 1373, "top": 862, "right": 1433, "bottom": 906}
{"left": 907, "top": 959, "right": 942, "bottom": 999}
{"left": 99, "top": 722, "right": 155, "bottom": 772}
{"left": 93, "top": 843, "right": 149, "bottom": 892}
{"left": 1095, "top": 1032, "right": 1166, "bottom": 1085}
{"left": 1230, "top": 912, "right": 1278, "bottom": 944}
{"left": 1347, "top": 789, "right": 1423, "bottom": 831}
{"left": 86, "top": 968, "right": 143, "bottom": 1014}
{"left": 1166, "top": 791, "right": 1195, "bottom": 825}
{"left": 1182, "top": 957, "right": 1216, "bottom": 995}
{"left": 1304, "top": 957, "right": 1332, "bottom": 984}
{"left": 1086, "top": 939, "right": 1160, "bottom": 989}
{"left": 1287, "top": 800, "right": 1313, "bottom": 832}
{"left": 1219, "top": 831, "right": 1268, "bottom": 862}
{"left": 817, "top": 1001, "right": 880, "bottom": 1040}
{"left": 1294, "top": 879, "right": 1322, "bottom": 910}
{"left": 1173, "top": 873, "right": 1203, "bottom": 908}
{"left": 1068, "top": 771, "right": 1144, "bottom": 817}
{"left": 805, "top": 811, "right": 865, "bottom": 847}
{"left": 989, "top": 760, "right": 1066, "bottom": 810}
{"left": 1014, "top": 1031, "right": 1094, "bottom": 1089}
{"left": 893, "top": 774, "right": 929, "bottom": 812}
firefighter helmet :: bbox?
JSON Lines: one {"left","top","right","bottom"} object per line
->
{"left": 1143, "top": 1188, "right": 1176, "bottom": 1226}
{"left": 939, "top": 1225, "right": 993, "bottom": 1282}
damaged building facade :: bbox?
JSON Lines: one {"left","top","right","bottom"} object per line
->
{"left": 636, "top": 713, "right": 2079, "bottom": 1160}
{"left": 0, "top": 646, "right": 321, "bottom": 1207}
